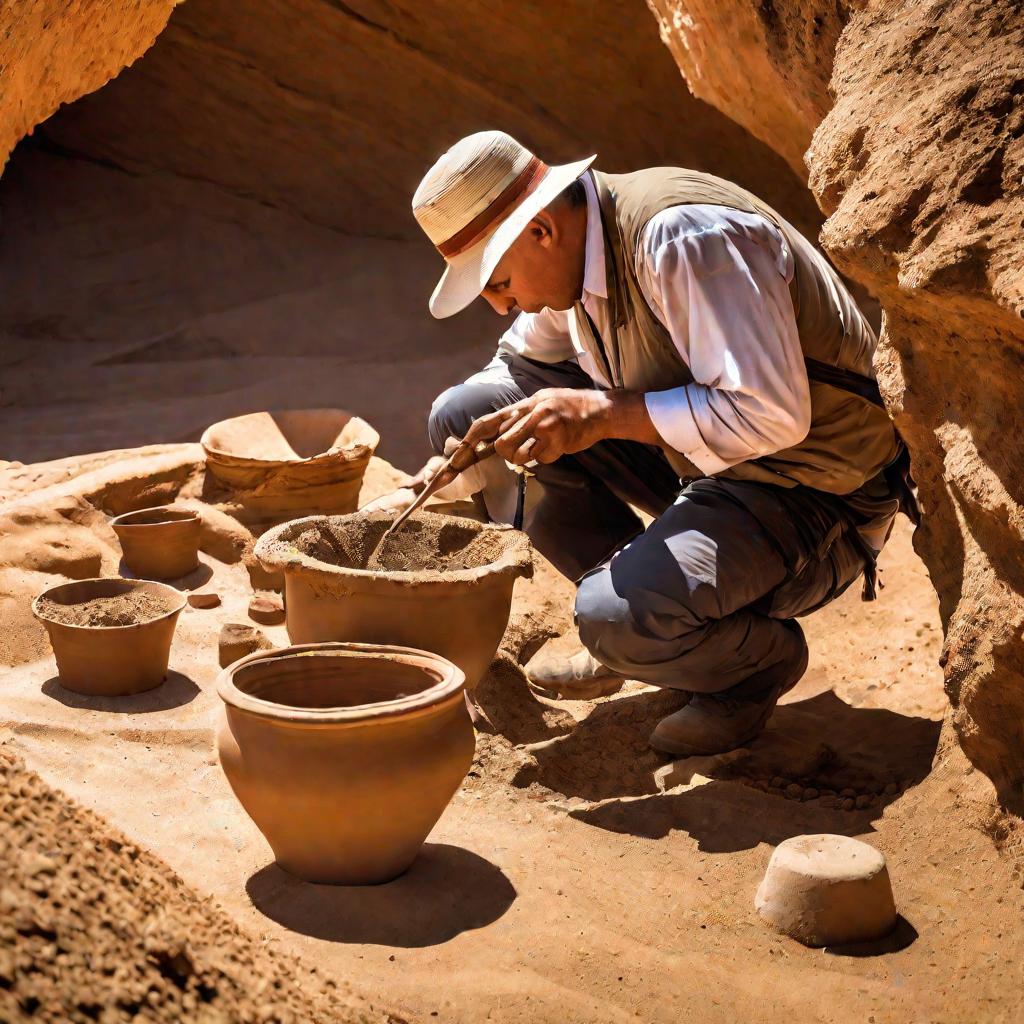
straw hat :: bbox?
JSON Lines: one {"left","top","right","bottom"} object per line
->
{"left": 413, "top": 131, "right": 595, "bottom": 319}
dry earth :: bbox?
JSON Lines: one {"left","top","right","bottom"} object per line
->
{"left": 1, "top": 446, "right": 1022, "bottom": 1023}
{"left": 0, "top": 748, "right": 398, "bottom": 1024}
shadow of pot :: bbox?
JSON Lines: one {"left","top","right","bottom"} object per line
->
{"left": 111, "top": 505, "right": 201, "bottom": 579}
{"left": 201, "top": 409, "right": 379, "bottom": 519}
{"left": 216, "top": 642, "right": 475, "bottom": 885}
{"left": 253, "top": 511, "right": 532, "bottom": 689}
{"left": 32, "top": 578, "right": 186, "bottom": 697}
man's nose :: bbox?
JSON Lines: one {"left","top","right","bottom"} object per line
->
{"left": 483, "top": 292, "right": 516, "bottom": 316}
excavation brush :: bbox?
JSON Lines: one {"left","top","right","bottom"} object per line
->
{"left": 374, "top": 438, "right": 497, "bottom": 552}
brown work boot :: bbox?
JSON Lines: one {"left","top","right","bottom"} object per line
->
{"left": 649, "top": 625, "right": 809, "bottom": 757}
{"left": 526, "top": 647, "right": 625, "bottom": 700}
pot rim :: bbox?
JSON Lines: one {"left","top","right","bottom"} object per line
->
{"left": 253, "top": 510, "right": 532, "bottom": 587}
{"left": 217, "top": 641, "right": 466, "bottom": 724}
{"left": 200, "top": 409, "right": 380, "bottom": 469}
{"left": 111, "top": 505, "right": 201, "bottom": 529}
{"left": 31, "top": 577, "right": 187, "bottom": 632}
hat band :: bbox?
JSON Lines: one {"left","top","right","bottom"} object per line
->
{"left": 436, "top": 156, "right": 548, "bottom": 259}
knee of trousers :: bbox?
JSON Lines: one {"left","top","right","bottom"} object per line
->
{"left": 574, "top": 566, "right": 702, "bottom": 676}
{"left": 428, "top": 381, "right": 512, "bottom": 455}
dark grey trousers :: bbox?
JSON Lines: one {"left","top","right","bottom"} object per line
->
{"left": 429, "top": 354, "right": 873, "bottom": 697}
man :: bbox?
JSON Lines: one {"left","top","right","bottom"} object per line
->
{"left": 372, "top": 130, "right": 912, "bottom": 757}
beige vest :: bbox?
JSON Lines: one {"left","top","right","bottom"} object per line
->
{"left": 573, "top": 168, "right": 899, "bottom": 495}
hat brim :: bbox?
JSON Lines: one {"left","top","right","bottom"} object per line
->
{"left": 428, "top": 155, "right": 597, "bottom": 319}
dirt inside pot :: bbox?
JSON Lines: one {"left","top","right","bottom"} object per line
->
{"left": 291, "top": 512, "right": 510, "bottom": 574}
{"left": 36, "top": 589, "right": 179, "bottom": 627}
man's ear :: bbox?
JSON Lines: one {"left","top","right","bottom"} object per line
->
{"left": 529, "top": 212, "right": 554, "bottom": 248}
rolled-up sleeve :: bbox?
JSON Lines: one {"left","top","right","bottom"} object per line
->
{"left": 639, "top": 207, "right": 812, "bottom": 476}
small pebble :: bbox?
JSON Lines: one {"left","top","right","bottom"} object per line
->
{"left": 841, "top": 798, "right": 856, "bottom": 811}
{"left": 855, "top": 794, "right": 873, "bottom": 809}
{"left": 188, "top": 591, "right": 221, "bottom": 609}
{"left": 840, "top": 788, "right": 856, "bottom": 798}
{"left": 248, "top": 593, "right": 284, "bottom": 625}
{"left": 884, "top": 782, "right": 900, "bottom": 795}
{"left": 771, "top": 776, "right": 786, "bottom": 789}
{"left": 785, "top": 783, "right": 803, "bottom": 800}
{"left": 802, "top": 788, "right": 819, "bottom": 801}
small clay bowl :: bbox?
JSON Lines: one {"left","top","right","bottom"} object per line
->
{"left": 32, "top": 578, "right": 186, "bottom": 697}
{"left": 111, "top": 505, "right": 201, "bottom": 580}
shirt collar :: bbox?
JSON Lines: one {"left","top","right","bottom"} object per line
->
{"left": 581, "top": 172, "right": 607, "bottom": 301}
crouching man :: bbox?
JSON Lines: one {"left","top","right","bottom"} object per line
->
{"left": 369, "top": 130, "right": 913, "bottom": 757}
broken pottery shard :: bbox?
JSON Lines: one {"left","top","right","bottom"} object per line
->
{"left": 218, "top": 622, "right": 273, "bottom": 669}
{"left": 188, "top": 591, "right": 221, "bottom": 609}
{"left": 201, "top": 410, "right": 379, "bottom": 519}
{"left": 755, "top": 834, "right": 897, "bottom": 947}
{"left": 248, "top": 593, "right": 284, "bottom": 626}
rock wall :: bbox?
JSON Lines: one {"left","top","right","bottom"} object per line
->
{"left": 0, "top": 0, "right": 179, "bottom": 169}
{"left": 34, "top": 0, "right": 820, "bottom": 238}
{"left": 649, "top": 0, "right": 1024, "bottom": 809}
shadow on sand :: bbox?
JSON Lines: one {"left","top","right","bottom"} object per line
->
{"left": 245, "top": 842, "right": 516, "bottom": 947}
{"left": 513, "top": 689, "right": 941, "bottom": 852}
{"left": 41, "top": 669, "right": 201, "bottom": 713}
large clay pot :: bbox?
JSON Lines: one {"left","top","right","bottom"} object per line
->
{"left": 111, "top": 505, "right": 201, "bottom": 579}
{"left": 253, "top": 511, "right": 532, "bottom": 689}
{"left": 201, "top": 409, "right": 379, "bottom": 519}
{"left": 32, "top": 578, "right": 186, "bottom": 696}
{"left": 216, "top": 642, "right": 474, "bottom": 884}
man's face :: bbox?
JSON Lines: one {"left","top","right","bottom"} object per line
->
{"left": 480, "top": 207, "right": 585, "bottom": 317}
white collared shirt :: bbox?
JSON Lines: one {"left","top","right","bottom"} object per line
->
{"left": 494, "top": 173, "right": 812, "bottom": 476}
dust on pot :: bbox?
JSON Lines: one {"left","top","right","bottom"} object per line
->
{"left": 111, "top": 505, "right": 201, "bottom": 580}
{"left": 32, "top": 578, "right": 186, "bottom": 697}
{"left": 216, "top": 642, "right": 474, "bottom": 885}
{"left": 253, "top": 510, "right": 533, "bottom": 689}
{"left": 201, "top": 409, "right": 379, "bottom": 520}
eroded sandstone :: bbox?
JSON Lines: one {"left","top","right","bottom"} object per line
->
{"left": 649, "top": 0, "right": 1024, "bottom": 809}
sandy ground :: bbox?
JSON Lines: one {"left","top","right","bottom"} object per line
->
{"left": 0, "top": 142, "right": 495, "bottom": 470}
{"left": 0, "top": 749, "right": 398, "bottom": 1024}
{"left": 1, "top": 444, "right": 1022, "bottom": 1023}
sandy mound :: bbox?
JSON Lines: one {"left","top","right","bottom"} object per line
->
{"left": 0, "top": 747, "right": 399, "bottom": 1024}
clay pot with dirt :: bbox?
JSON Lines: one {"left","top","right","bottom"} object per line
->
{"left": 111, "top": 505, "right": 201, "bottom": 579}
{"left": 253, "top": 510, "right": 532, "bottom": 689}
{"left": 216, "top": 642, "right": 474, "bottom": 884}
{"left": 201, "top": 410, "right": 379, "bottom": 520}
{"left": 32, "top": 578, "right": 186, "bottom": 696}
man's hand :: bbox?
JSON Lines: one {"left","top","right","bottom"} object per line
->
{"left": 461, "top": 388, "right": 662, "bottom": 465}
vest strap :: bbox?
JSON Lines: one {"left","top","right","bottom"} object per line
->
{"left": 803, "top": 357, "right": 885, "bottom": 409}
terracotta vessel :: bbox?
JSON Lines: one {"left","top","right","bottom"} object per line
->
{"left": 111, "top": 505, "right": 201, "bottom": 579}
{"left": 32, "top": 578, "right": 186, "bottom": 697}
{"left": 216, "top": 642, "right": 474, "bottom": 884}
{"left": 253, "top": 511, "right": 532, "bottom": 689}
{"left": 201, "top": 409, "right": 379, "bottom": 519}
